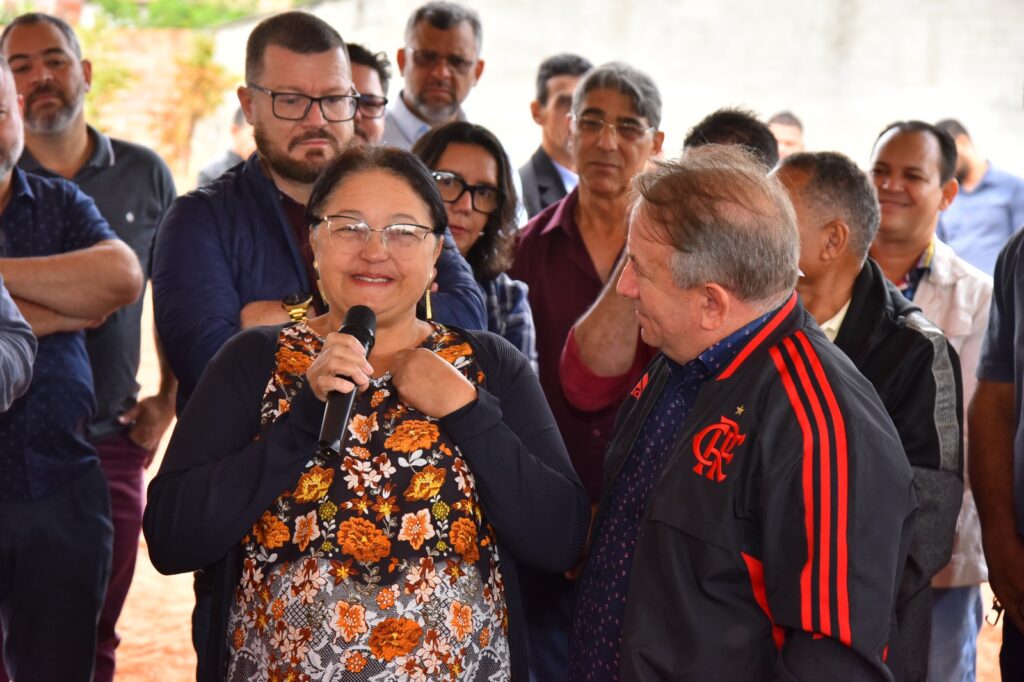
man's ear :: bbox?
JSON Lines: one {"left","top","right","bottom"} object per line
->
{"left": 700, "top": 282, "right": 731, "bottom": 331}
{"left": 396, "top": 47, "right": 407, "bottom": 74}
{"left": 939, "top": 177, "right": 959, "bottom": 211}
{"left": 821, "top": 219, "right": 851, "bottom": 262}
{"left": 237, "top": 85, "right": 255, "bottom": 125}
{"left": 81, "top": 58, "right": 93, "bottom": 91}
{"left": 651, "top": 130, "right": 665, "bottom": 157}
{"left": 472, "top": 58, "right": 485, "bottom": 84}
{"left": 530, "top": 100, "right": 543, "bottom": 125}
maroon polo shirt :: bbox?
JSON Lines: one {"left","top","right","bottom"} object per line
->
{"left": 509, "top": 188, "right": 625, "bottom": 502}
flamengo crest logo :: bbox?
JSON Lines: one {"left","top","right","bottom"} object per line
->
{"left": 692, "top": 416, "right": 746, "bottom": 482}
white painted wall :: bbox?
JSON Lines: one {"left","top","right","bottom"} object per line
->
{"left": 191, "top": 0, "right": 1024, "bottom": 184}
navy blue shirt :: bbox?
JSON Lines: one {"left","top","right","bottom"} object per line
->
{"left": 0, "top": 168, "right": 118, "bottom": 501}
{"left": 20, "top": 127, "right": 176, "bottom": 441}
{"left": 569, "top": 308, "right": 775, "bottom": 680}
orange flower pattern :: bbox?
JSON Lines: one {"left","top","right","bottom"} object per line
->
{"left": 227, "top": 322, "right": 509, "bottom": 681}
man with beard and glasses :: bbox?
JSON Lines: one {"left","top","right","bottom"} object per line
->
{"left": 0, "top": 52, "right": 144, "bottom": 681}
{"left": 381, "top": 1, "right": 485, "bottom": 150}
{"left": 153, "top": 11, "right": 484, "bottom": 412}
{"left": 0, "top": 13, "right": 177, "bottom": 682}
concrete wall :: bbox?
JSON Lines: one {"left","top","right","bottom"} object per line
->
{"left": 191, "top": 0, "right": 1024, "bottom": 186}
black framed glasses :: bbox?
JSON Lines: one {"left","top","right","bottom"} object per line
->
{"left": 432, "top": 171, "right": 503, "bottom": 214}
{"left": 406, "top": 47, "right": 477, "bottom": 74}
{"left": 247, "top": 83, "right": 358, "bottom": 122}
{"left": 357, "top": 94, "right": 388, "bottom": 119}
{"left": 571, "top": 114, "right": 655, "bottom": 143}
{"left": 316, "top": 215, "right": 435, "bottom": 260}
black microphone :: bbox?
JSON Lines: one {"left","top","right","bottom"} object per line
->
{"left": 318, "top": 305, "right": 376, "bottom": 452}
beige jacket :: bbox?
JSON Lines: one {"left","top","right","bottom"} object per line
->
{"left": 915, "top": 239, "right": 993, "bottom": 586}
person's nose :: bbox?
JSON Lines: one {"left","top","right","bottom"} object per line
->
{"left": 452, "top": 190, "right": 473, "bottom": 214}
{"left": 596, "top": 123, "right": 618, "bottom": 151}
{"left": 616, "top": 259, "right": 638, "bottom": 298}
{"left": 360, "top": 229, "right": 390, "bottom": 261}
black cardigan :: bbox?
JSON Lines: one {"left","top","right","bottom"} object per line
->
{"left": 142, "top": 324, "right": 590, "bottom": 681}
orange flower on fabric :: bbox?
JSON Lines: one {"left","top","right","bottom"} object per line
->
{"left": 347, "top": 446, "right": 371, "bottom": 460}
{"left": 450, "top": 517, "right": 480, "bottom": 563}
{"left": 345, "top": 651, "right": 368, "bottom": 673}
{"left": 369, "top": 617, "right": 423, "bottom": 662}
{"left": 328, "top": 559, "right": 359, "bottom": 585}
{"left": 370, "top": 388, "right": 390, "bottom": 408}
{"left": 376, "top": 585, "right": 397, "bottom": 610}
{"left": 331, "top": 601, "right": 368, "bottom": 643}
{"left": 336, "top": 517, "right": 391, "bottom": 563}
{"left": 385, "top": 420, "right": 439, "bottom": 453}
{"left": 479, "top": 625, "right": 491, "bottom": 648}
{"left": 403, "top": 465, "right": 446, "bottom": 501}
{"left": 398, "top": 509, "right": 436, "bottom": 550}
{"left": 292, "top": 510, "right": 321, "bottom": 552}
{"left": 449, "top": 601, "right": 473, "bottom": 641}
{"left": 435, "top": 342, "right": 472, "bottom": 364}
{"left": 348, "top": 412, "right": 379, "bottom": 444}
{"left": 275, "top": 346, "right": 313, "bottom": 376}
{"left": 293, "top": 466, "right": 334, "bottom": 503}
{"left": 253, "top": 511, "right": 290, "bottom": 549}
{"left": 231, "top": 625, "right": 245, "bottom": 649}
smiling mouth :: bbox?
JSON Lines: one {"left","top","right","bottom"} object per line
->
{"left": 352, "top": 274, "right": 392, "bottom": 284}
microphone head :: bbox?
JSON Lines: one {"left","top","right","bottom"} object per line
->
{"left": 339, "top": 304, "right": 377, "bottom": 351}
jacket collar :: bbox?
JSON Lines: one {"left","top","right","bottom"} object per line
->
{"left": 833, "top": 257, "right": 920, "bottom": 364}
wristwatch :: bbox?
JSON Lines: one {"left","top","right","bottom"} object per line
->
{"left": 282, "top": 291, "right": 313, "bottom": 322}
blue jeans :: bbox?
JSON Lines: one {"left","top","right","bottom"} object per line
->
{"left": 928, "top": 585, "right": 982, "bottom": 682}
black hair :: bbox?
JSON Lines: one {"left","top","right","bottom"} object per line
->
{"left": 0, "top": 12, "right": 81, "bottom": 58}
{"left": 412, "top": 122, "right": 518, "bottom": 282}
{"left": 935, "top": 118, "right": 970, "bottom": 140}
{"left": 347, "top": 42, "right": 392, "bottom": 96}
{"left": 405, "top": 2, "right": 482, "bottom": 51}
{"left": 245, "top": 11, "right": 347, "bottom": 83}
{"left": 684, "top": 107, "right": 779, "bottom": 169}
{"left": 305, "top": 145, "right": 448, "bottom": 237}
{"left": 535, "top": 53, "right": 592, "bottom": 105}
{"left": 875, "top": 120, "right": 958, "bottom": 184}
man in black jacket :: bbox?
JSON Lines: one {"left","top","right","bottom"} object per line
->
{"left": 775, "top": 151, "right": 963, "bottom": 682}
{"left": 568, "top": 146, "right": 916, "bottom": 681}
{"left": 519, "top": 53, "right": 591, "bottom": 218}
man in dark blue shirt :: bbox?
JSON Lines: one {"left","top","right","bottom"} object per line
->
{"left": 0, "top": 13, "right": 177, "bottom": 681}
{"left": 0, "top": 54, "right": 143, "bottom": 681}
{"left": 153, "top": 11, "right": 485, "bottom": 410}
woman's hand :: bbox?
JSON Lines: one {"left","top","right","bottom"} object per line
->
{"left": 391, "top": 348, "right": 478, "bottom": 418}
{"left": 306, "top": 331, "right": 375, "bottom": 402}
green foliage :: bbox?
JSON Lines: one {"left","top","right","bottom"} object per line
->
{"left": 77, "top": 15, "right": 136, "bottom": 129}
{"left": 94, "top": 0, "right": 259, "bottom": 28}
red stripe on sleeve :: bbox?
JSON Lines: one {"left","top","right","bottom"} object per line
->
{"left": 795, "top": 331, "right": 852, "bottom": 646}
{"left": 718, "top": 293, "right": 797, "bottom": 381}
{"left": 742, "top": 552, "right": 787, "bottom": 650}
{"left": 782, "top": 337, "right": 833, "bottom": 637}
{"left": 769, "top": 345, "right": 815, "bottom": 632}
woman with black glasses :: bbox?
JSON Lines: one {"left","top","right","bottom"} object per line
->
{"left": 413, "top": 122, "right": 538, "bottom": 370}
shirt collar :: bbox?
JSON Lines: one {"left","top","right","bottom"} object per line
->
{"left": 539, "top": 186, "right": 580, "bottom": 236}
{"left": 18, "top": 125, "right": 115, "bottom": 177}
{"left": 820, "top": 298, "right": 852, "bottom": 343}
{"left": 551, "top": 157, "right": 579, "bottom": 193}
{"left": 663, "top": 304, "right": 779, "bottom": 381}
{"left": 390, "top": 90, "right": 467, "bottom": 145}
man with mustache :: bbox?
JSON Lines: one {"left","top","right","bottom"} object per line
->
{"left": 381, "top": 1, "right": 485, "bottom": 150}
{"left": 0, "top": 13, "right": 177, "bottom": 681}
{"left": 153, "top": 11, "right": 484, "bottom": 411}
{"left": 0, "top": 49, "right": 144, "bottom": 680}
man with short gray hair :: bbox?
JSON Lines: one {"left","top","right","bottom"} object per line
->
{"left": 382, "top": 1, "right": 484, "bottom": 149}
{"left": 509, "top": 60, "right": 664, "bottom": 681}
{"left": 775, "top": 149, "right": 964, "bottom": 681}
{"left": 570, "top": 145, "right": 915, "bottom": 680}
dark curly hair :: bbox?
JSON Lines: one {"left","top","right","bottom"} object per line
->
{"left": 412, "top": 122, "right": 518, "bottom": 282}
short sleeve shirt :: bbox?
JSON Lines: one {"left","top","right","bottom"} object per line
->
{"left": 0, "top": 168, "right": 119, "bottom": 500}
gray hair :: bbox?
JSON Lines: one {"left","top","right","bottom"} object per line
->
{"left": 405, "top": 2, "right": 482, "bottom": 52}
{"left": 779, "top": 151, "right": 880, "bottom": 261}
{"left": 571, "top": 61, "right": 662, "bottom": 130}
{"left": 633, "top": 145, "right": 799, "bottom": 311}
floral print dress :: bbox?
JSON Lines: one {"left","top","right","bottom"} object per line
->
{"left": 225, "top": 322, "right": 510, "bottom": 682}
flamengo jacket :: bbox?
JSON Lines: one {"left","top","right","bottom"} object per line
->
{"left": 152, "top": 154, "right": 486, "bottom": 409}
{"left": 597, "top": 294, "right": 916, "bottom": 681}
{"left": 833, "top": 258, "right": 964, "bottom": 682}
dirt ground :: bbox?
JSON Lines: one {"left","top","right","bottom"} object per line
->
{"left": 111, "top": 295, "right": 1006, "bottom": 680}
